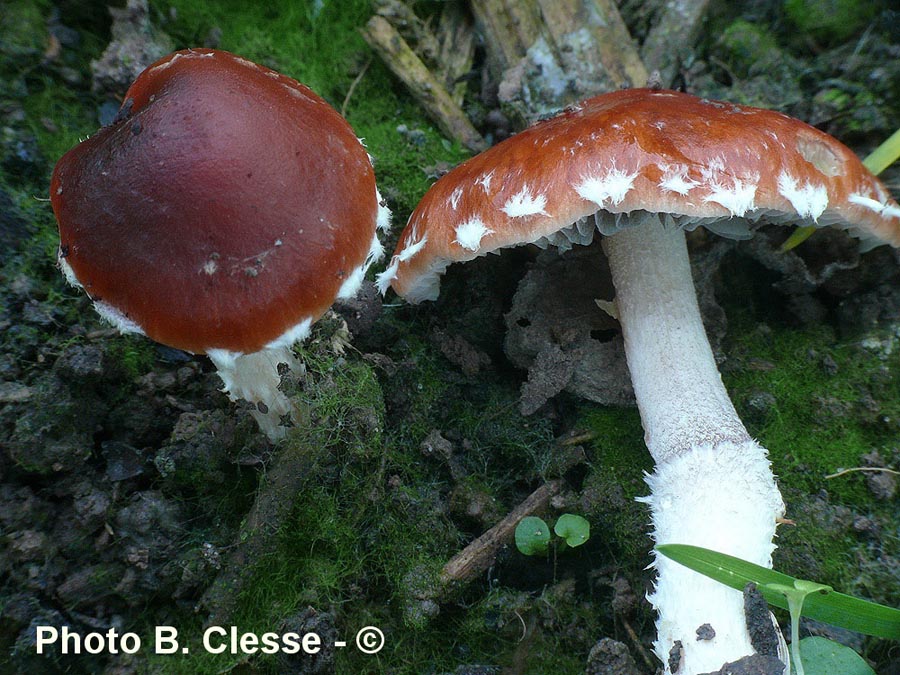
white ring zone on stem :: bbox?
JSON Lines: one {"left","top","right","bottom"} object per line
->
{"left": 208, "top": 344, "right": 302, "bottom": 442}
{"left": 642, "top": 441, "right": 783, "bottom": 674}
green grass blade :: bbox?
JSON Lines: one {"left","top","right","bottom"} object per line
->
{"left": 862, "top": 127, "right": 900, "bottom": 175}
{"left": 780, "top": 225, "right": 816, "bottom": 251}
{"left": 656, "top": 544, "right": 900, "bottom": 640}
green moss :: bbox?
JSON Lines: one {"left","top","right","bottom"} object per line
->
{"left": 713, "top": 257, "right": 900, "bottom": 609}
{"left": 139, "top": 331, "right": 600, "bottom": 673}
{"left": 718, "top": 20, "right": 781, "bottom": 78}
{"left": 576, "top": 407, "right": 653, "bottom": 563}
{"left": 20, "top": 81, "right": 96, "bottom": 171}
{"left": 105, "top": 335, "right": 157, "bottom": 379}
{"left": 291, "top": 348, "right": 386, "bottom": 453}
{"left": 457, "top": 584, "right": 601, "bottom": 675}
{"left": 706, "top": 17, "right": 805, "bottom": 110}
{"left": 813, "top": 86, "right": 884, "bottom": 135}
{"left": 0, "top": 2, "right": 47, "bottom": 63}
{"left": 1, "top": 0, "right": 107, "bottom": 178}
{"left": 579, "top": 408, "right": 648, "bottom": 496}
{"left": 378, "top": 329, "right": 453, "bottom": 446}
{"left": 141, "top": 353, "right": 467, "bottom": 674}
{"left": 725, "top": 324, "right": 898, "bottom": 497}
{"left": 0, "top": 175, "right": 59, "bottom": 285}
{"left": 783, "top": 0, "right": 880, "bottom": 45}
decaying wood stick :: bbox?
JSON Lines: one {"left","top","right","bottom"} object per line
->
{"left": 640, "top": 0, "right": 712, "bottom": 86}
{"left": 437, "top": 2, "right": 476, "bottom": 107}
{"left": 537, "top": 0, "right": 647, "bottom": 88}
{"left": 201, "top": 432, "right": 324, "bottom": 626}
{"left": 469, "top": 0, "right": 542, "bottom": 78}
{"left": 585, "top": 0, "right": 648, "bottom": 87}
{"left": 475, "top": 0, "right": 649, "bottom": 120}
{"left": 440, "top": 479, "right": 563, "bottom": 585}
{"left": 361, "top": 15, "right": 487, "bottom": 152}
{"left": 374, "top": 0, "right": 441, "bottom": 69}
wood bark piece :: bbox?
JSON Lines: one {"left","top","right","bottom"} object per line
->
{"left": 477, "top": 0, "right": 648, "bottom": 121}
{"left": 374, "top": 0, "right": 441, "bottom": 69}
{"left": 437, "top": 2, "right": 476, "bottom": 106}
{"left": 469, "top": 0, "right": 543, "bottom": 78}
{"left": 640, "top": 0, "right": 712, "bottom": 86}
{"left": 440, "top": 479, "right": 563, "bottom": 585}
{"left": 361, "top": 15, "right": 487, "bottom": 152}
{"left": 201, "top": 431, "right": 324, "bottom": 626}
{"left": 537, "top": 0, "right": 648, "bottom": 88}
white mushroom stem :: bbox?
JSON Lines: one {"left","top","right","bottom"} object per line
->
{"left": 601, "top": 216, "right": 786, "bottom": 674}
{"left": 207, "top": 346, "right": 304, "bottom": 442}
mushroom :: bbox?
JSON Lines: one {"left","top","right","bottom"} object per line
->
{"left": 377, "top": 88, "right": 900, "bottom": 673}
{"left": 51, "top": 49, "right": 390, "bottom": 440}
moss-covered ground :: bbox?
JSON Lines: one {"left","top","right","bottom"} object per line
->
{"left": 1, "top": 1, "right": 897, "bottom": 674}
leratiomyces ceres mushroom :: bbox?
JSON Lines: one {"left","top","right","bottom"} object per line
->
{"left": 378, "top": 88, "right": 900, "bottom": 674}
{"left": 51, "top": 49, "right": 390, "bottom": 441}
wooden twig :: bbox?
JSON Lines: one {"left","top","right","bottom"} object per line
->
{"left": 476, "top": 0, "right": 648, "bottom": 121}
{"left": 537, "top": 0, "right": 648, "bottom": 88}
{"left": 341, "top": 57, "right": 372, "bottom": 118}
{"left": 621, "top": 615, "right": 657, "bottom": 672}
{"left": 559, "top": 430, "right": 597, "bottom": 446}
{"left": 437, "top": 2, "right": 476, "bottom": 106}
{"left": 361, "top": 15, "right": 487, "bottom": 152}
{"left": 440, "top": 479, "right": 563, "bottom": 585}
{"left": 374, "top": 0, "right": 441, "bottom": 68}
{"left": 469, "top": 0, "right": 543, "bottom": 78}
{"left": 825, "top": 466, "right": 900, "bottom": 479}
{"left": 200, "top": 425, "right": 321, "bottom": 626}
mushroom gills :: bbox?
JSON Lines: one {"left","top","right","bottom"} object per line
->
{"left": 527, "top": 206, "right": 883, "bottom": 255}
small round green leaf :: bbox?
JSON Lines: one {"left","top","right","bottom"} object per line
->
{"left": 797, "top": 637, "right": 875, "bottom": 675}
{"left": 515, "top": 516, "right": 550, "bottom": 555}
{"left": 553, "top": 514, "right": 590, "bottom": 547}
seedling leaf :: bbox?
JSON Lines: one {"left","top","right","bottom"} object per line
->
{"left": 553, "top": 514, "right": 590, "bottom": 548}
{"left": 515, "top": 516, "right": 550, "bottom": 556}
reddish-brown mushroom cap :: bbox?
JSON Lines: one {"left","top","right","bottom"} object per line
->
{"left": 52, "top": 48, "right": 384, "bottom": 355}
{"left": 380, "top": 88, "right": 900, "bottom": 302}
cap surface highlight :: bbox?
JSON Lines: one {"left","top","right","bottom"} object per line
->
{"left": 52, "top": 48, "right": 381, "bottom": 355}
